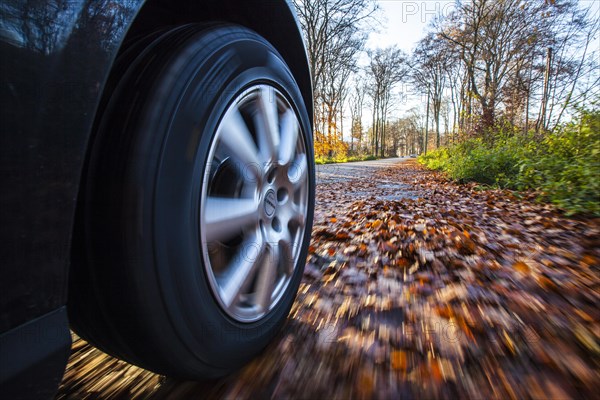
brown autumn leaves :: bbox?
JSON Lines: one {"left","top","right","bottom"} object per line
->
{"left": 58, "top": 159, "right": 599, "bottom": 399}
{"left": 174, "top": 159, "right": 600, "bottom": 398}
{"left": 290, "top": 159, "right": 599, "bottom": 399}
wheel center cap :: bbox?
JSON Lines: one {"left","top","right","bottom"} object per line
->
{"left": 264, "top": 189, "right": 277, "bottom": 217}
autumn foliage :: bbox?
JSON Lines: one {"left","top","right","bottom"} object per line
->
{"left": 314, "top": 129, "right": 349, "bottom": 162}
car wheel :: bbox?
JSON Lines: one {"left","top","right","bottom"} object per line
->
{"left": 69, "top": 24, "right": 314, "bottom": 379}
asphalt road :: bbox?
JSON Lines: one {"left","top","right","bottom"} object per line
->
{"left": 316, "top": 157, "right": 409, "bottom": 183}
{"left": 315, "top": 157, "right": 420, "bottom": 205}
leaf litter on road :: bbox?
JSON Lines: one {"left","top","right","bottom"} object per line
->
{"left": 58, "top": 160, "right": 600, "bottom": 399}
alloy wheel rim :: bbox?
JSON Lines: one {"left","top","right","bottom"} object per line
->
{"left": 200, "top": 84, "right": 309, "bottom": 322}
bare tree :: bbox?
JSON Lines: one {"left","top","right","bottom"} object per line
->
{"left": 367, "top": 46, "right": 408, "bottom": 157}
{"left": 293, "top": 0, "right": 377, "bottom": 147}
{"left": 405, "top": 109, "right": 425, "bottom": 155}
{"left": 438, "top": 0, "right": 551, "bottom": 134}
{"left": 348, "top": 80, "right": 367, "bottom": 153}
{"left": 411, "top": 33, "right": 451, "bottom": 148}
{"left": 420, "top": 0, "right": 597, "bottom": 139}
{"left": 545, "top": 3, "right": 600, "bottom": 131}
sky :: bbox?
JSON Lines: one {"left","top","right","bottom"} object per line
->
{"left": 367, "top": 0, "right": 457, "bottom": 53}
{"left": 368, "top": 0, "right": 599, "bottom": 54}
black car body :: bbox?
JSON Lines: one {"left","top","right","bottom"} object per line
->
{"left": 0, "top": 1, "right": 313, "bottom": 398}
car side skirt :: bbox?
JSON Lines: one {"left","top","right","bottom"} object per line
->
{"left": 0, "top": 307, "right": 71, "bottom": 400}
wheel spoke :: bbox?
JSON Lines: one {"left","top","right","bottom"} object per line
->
{"left": 289, "top": 206, "right": 306, "bottom": 227}
{"left": 218, "top": 237, "right": 266, "bottom": 308}
{"left": 204, "top": 197, "right": 259, "bottom": 242}
{"left": 278, "top": 110, "right": 299, "bottom": 166}
{"left": 255, "top": 244, "right": 279, "bottom": 311}
{"left": 255, "top": 86, "right": 279, "bottom": 161}
{"left": 218, "top": 108, "right": 261, "bottom": 177}
{"left": 289, "top": 153, "right": 308, "bottom": 188}
{"left": 279, "top": 239, "right": 294, "bottom": 275}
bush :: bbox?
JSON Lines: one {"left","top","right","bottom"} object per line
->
{"left": 420, "top": 135, "right": 522, "bottom": 187}
{"left": 419, "top": 107, "right": 600, "bottom": 215}
{"left": 515, "top": 108, "right": 600, "bottom": 215}
{"left": 419, "top": 147, "right": 450, "bottom": 171}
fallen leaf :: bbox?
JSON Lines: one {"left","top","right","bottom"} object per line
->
{"left": 580, "top": 254, "right": 597, "bottom": 267}
{"left": 536, "top": 275, "right": 557, "bottom": 291}
{"left": 355, "top": 367, "right": 374, "bottom": 398}
{"left": 390, "top": 350, "right": 408, "bottom": 371}
{"left": 513, "top": 261, "right": 530, "bottom": 274}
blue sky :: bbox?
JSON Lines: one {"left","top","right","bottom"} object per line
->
{"left": 369, "top": 0, "right": 599, "bottom": 54}
{"left": 368, "top": 0, "right": 457, "bottom": 53}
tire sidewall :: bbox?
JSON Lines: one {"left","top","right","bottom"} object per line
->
{"left": 132, "top": 26, "right": 314, "bottom": 370}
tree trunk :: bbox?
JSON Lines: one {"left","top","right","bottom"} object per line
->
{"left": 537, "top": 47, "right": 552, "bottom": 133}
{"left": 481, "top": 102, "right": 495, "bottom": 134}
{"left": 424, "top": 87, "right": 430, "bottom": 155}
{"left": 435, "top": 102, "right": 441, "bottom": 148}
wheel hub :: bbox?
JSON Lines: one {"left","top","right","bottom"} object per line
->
{"left": 263, "top": 189, "right": 277, "bottom": 217}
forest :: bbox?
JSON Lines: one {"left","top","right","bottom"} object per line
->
{"left": 293, "top": 0, "right": 599, "bottom": 213}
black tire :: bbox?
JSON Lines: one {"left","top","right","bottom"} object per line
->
{"left": 69, "top": 24, "right": 314, "bottom": 379}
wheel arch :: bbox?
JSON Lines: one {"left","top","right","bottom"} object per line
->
{"left": 123, "top": 0, "right": 313, "bottom": 123}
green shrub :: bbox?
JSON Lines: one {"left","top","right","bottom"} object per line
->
{"left": 515, "top": 107, "right": 600, "bottom": 215}
{"left": 360, "top": 155, "right": 378, "bottom": 161}
{"left": 419, "top": 106, "right": 600, "bottom": 215}
{"left": 419, "top": 147, "right": 449, "bottom": 171}
{"left": 420, "top": 136, "right": 521, "bottom": 187}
